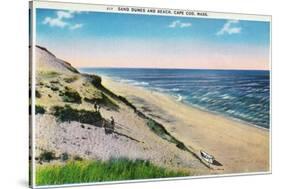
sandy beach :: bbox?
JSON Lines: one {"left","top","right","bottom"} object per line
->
{"left": 101, "top": 76, "right": 270, "bottom": 174}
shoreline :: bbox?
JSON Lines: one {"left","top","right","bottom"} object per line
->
{"left": 179, "top": 99, "right": 269, "bottom": 132}
{"left": 100, "top": 74, "right": 269, "bottom": 131}
{"left": 100, "top": 75, "right": 270, "bottom": 174}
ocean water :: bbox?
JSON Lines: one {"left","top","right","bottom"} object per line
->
{"left": 79, "top": 68, "right": 270, "bottom": 129}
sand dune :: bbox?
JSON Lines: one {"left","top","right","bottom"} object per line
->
{"left": 36, "top": 45, "right": 79, "bottom": 74}
{"left": 34, "top": 46, "right": 209, "bottom": 175}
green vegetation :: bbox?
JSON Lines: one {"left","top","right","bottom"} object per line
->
{"left": 147, "top": 119, "right": 173, "bottom": 141}
{"left": 38, "top": 151, "right": 56, "bottom": 162}
{"left": 36, "top": 159, "right": 189, "bottom": 185}
{"left": 84, "top": 74, "right": 102, "bottom": 87}
{"left": 35, "top": 105, "right": 46, "bottom": 114}
{"left": 40, "top": 71, "right": 61, "bottom": 78}
{"left": 51, "top": 105, "right": 102, "bottom": 125}
{"left": 63, "top": 75, "right": 78, "bottom": 83}
{"left": 117, "top": 95, "right": 137, "bottom": 111}
{"left": 60, "top": 87, "right": 82, "bottom": 104}
{"left": 50, "top": 80, "right": 60, "bottom": 84}
{"left": 97, "top": 84, "right": 135, "bottom": 110}
{"left": 62, "top": 62, "right": 80, "bottom": 73}
{"left": 50, "top": 86, "right": 59, "bottom": 91}
{"left": 84, "top": 93, "right": 119, "bottom": 110}
{"left": 146, "top": 119, "right": 187, "bottom": 151}
{"left": 147, "top": 119, "right": 165, "bottom": 135}
{"left": 35, "top": 90, "right": 41, "bottom": 98}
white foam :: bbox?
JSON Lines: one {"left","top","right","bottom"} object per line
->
{"left": 171, "top": 88, "right": 180, "bottom": 92}
{"left": 176, "top": 94, "right": 183, "bottom": 102}
{"left": 220, "top": 94, "right": 234, "bottom": 100}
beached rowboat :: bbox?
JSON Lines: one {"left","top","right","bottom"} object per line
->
{"left": 200, "top": 150, "right": 215, "bottom": 164}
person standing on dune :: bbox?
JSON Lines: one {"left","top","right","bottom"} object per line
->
{"left": 110, "top": 116, "right": 115, "bottom": 131}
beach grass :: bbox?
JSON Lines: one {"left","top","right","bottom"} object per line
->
{"left": 39, "top": 71, "right": 61, "bottom": 78}
{"left": 36, "top": 159, "right": 189, "bottom": 185}
{"left": 63, "top": 75, "right": 79, "bottom": 83}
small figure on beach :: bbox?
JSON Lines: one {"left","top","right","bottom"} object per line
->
{"left": 94, "top": 101, "right": 101, "bottom": 112}
{"left": 97, "top": 105, "right": 101, "bottom": 112}
{"left": 94, "top": 101, "right": 98, "bottom": 111}
{"left": 103, "top": 117, "right": 115, "bottom": 134}
{"left": 110, "top": 116, "right": 115, "bottom": 131}
{"left": 101, "top": 119, "right": 105, "bottom": 128}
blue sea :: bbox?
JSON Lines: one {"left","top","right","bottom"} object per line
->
{"left": 79, "top": 68, "right": 270, "bottom": 129}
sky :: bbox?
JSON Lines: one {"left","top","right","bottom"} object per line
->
{"left": 36, "top": 8, "right": 270, "bottom": 70}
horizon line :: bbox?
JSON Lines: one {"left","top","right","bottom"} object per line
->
{"left": 77, "top": 66, "right": 270, "bottom": 72}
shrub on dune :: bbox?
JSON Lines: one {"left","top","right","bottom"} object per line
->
{"left": 60, "top": 87, "right": 82, "bottom": 104}
{"left": 38, "top": 151, "right": 56, "bottom": 162}
{"left": 51, "top": 105, "right": 102, "bottom": 125}
{"left": 35, "top": 105, "right": 46, "bottom": 114}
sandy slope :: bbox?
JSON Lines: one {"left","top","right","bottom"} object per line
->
{"left": 101, "top": 76, "right": 270, "bottom": 174}
{"left": 35, "top": 102, "right": 208, "bottom": 174}
{"left": 34, "top": 46, "right": 209, "bottom": 175}
{"left": 36, "top": 46, "right": 79, "bottom": 74}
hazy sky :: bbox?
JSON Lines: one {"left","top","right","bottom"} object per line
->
{"left": 36, "top": 9, "right": 270, "bottom": 70}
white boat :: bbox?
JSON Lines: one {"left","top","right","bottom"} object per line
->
{"left": 200, "top": 150, "right": 214, "bottom": 164}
